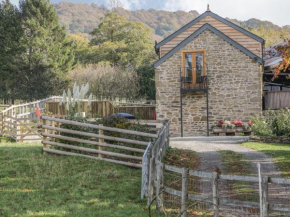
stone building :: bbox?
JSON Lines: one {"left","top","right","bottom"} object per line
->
{"left": 153, "top": 7, "right": 264, "bottom": 137}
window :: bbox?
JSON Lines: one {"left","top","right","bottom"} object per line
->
{"left": 182, "top": 51, "right": 206, "bottom": 85}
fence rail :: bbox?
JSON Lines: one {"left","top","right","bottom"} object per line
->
{"left": 0, "top": 97, "right": 157, "bottom": 142}
{"left": 45, "top": 101, "right": 156, "bottom": 120}
{"left": 41, "top": 116, "right": 167, "bottom": 168}
{"left": 146, "top": 158, "right": 290, "bottom": 217}
{"left": 0, "top": 96, "right": 59, "bottom": 141}
{"left": 141, "top": 120, "right": 170, "bottom": 200}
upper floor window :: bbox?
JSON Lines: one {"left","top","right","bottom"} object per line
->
{"left": 182, "top": 51, "right": 206, "bottom": 86}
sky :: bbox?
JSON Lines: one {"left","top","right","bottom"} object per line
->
{"left": 10, "top": 0, "right": 290, "bottom": 27}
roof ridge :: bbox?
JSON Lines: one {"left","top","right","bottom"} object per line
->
{"left": 155, "top": 11, "right": 264, "bottom": 50}
{"left": 153, "top": 23, "right": 263, "bottom": 68}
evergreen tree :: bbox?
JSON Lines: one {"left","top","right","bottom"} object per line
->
{"left": 19, "top": 0, "right": 75, "bottom": 100}
{"left": 0, "top": 0, "right": 24, "bottom": 103}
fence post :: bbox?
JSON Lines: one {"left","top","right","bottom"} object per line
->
{"left": 258, "top": 163, "right": 263, "bottom": 217}
{"left": 42, "top": 118, "right": 48, "bottom": 150}
{"left": 181, "top": 168, "right": 189, "bottom": 217}
{"left": 147, "top": 157, "right": 155, "bottom": 206}
{"left": 14, "top": 118, "right": 18, "bottom": 142}
{"left": 146, "top": 150, "right": 151, "bottom": 198}
{"left": 51, "top": 115, "right": 55, "bottom": 141}
{"left": 1, "top": 114, "right": 4, "bottom": 136}
{"left": 212, "top": 172, "right": 219, "bottom": 217}
{"left": 261, "top": 176, "right": 269, "bottom": 217}
{"left": 98, "top": 124, "right": 104, "bottom": 158}
{"left": 156, "top": 161, "right": 164, "bottom": 211}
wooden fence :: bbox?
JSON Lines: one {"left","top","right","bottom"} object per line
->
{"left": 40, "top": 116, "right": 168, "bottom": 168}
{"left": 0, "top": 97, "right": 59, "bottom": 141}
{"left": 264, "top": 91, "right": 290, "bottom": 110}
{"left": 0, "top": 104, "right": 10, "bottom": 111}
{"left": 45, "top": 101, "right": 114, "bottom": 118}
{"left": 45, "top": 101, "right": 156, "bottom": 120}
{"left": 141, "top": 120, "right": 170, "bottom": 200}
{"left": 0, "top": 96, "right": 156, "bottom": 142}
{"left": 145, "top": 158, "right": 290, "bottom": 217}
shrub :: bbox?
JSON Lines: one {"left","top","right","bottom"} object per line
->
{"left": 272, "top": 109, "right": 290, "bottom": 137}
{"left": 251, "top": 109, "right": 290, "bottom": 137}
{"left": 250, "top": 115, "right": 273, "bottom": 137}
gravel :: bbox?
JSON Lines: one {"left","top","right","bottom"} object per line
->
{"left": 169, "top": 137, "right": 281, "bottom": 177}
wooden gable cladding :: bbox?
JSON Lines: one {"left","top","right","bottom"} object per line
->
{"left": 160, "top": 15, "right": 262, "bottom": 58}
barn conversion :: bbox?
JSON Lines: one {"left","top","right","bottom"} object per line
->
{"left": 154, "top": 6, "right": 264, "bottom": 137}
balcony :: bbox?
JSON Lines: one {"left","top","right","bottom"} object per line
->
{"left": 180, "top": 68, "right": 208, "bottom": 93}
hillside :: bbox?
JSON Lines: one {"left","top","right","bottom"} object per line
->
{"left": 54, "top": 2, "right": 290, "bottom": 44}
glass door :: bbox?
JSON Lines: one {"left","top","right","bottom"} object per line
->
{"left": 182, "top": 51, "right": 205, "bottom": 87}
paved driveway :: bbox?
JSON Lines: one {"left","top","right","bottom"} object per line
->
{"left": 170, "top": 137, "right": 281, "bottom": 177}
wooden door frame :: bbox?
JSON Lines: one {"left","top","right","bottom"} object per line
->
{"left": 181, "top": 50, "right": 206, "bottom": 85}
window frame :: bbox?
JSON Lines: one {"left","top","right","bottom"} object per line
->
{"left": 181, "top": 50, "right": 206, "bottom": 85}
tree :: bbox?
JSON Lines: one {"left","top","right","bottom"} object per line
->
{"left": 273, "top": 40, "right": 290, "bottom": 79}
{"left": 107, "top": 0, "right": 123, "bottom": 11}
{"left": 69, "top": 33, "right": 94, "bottom": 65}
{"left": 90, "top": 12, "right": 157, "bottom": 68}
{"left": 69, "top": 64, "right": 140, "bottom": 100}
{"left": 137, "top": 66, "right": 156, "bottom": 100}
{"left": 0, "top": 0, "right": 24, "bottom": 103}
{"left": 19, "top": 0, "right": 75, "bottom": 100}
{"left": 249, "top": 26, "right": 290, "bottom": 47}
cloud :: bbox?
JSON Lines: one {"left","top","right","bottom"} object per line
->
{"left": 162, "top": 0, "right": 290, "bottom": 27}
{"left": 164, "top": 0, "right": 208, "bottom": 12}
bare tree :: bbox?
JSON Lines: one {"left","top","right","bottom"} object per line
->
{"left": 69, "top": 64, "right": 140, "bottom": 100}
{"left": 107, "top": 0, "right": 124, "bottom": 11}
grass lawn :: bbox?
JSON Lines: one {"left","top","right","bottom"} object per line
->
{"left": 163, "top": 147, "right": 198, "bottom": 170}
{"left": 242, "top": 142, "right": 290, "bottom": 178}
{"left": 0, "top": 141, "right": 161, "bottom": 217}
{"left": 218, "top": 150, "right": 252, "bottom": 175}
{"left": 218, "top": 150, "right": 259, "bottom": 202}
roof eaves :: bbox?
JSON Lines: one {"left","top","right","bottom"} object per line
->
{"left": 155, "top": 11, "right": 264, "bottom": 49}
{"left": 155, "top": 11, "right": 209, "bottom": 49}
{"left": 153, "top": 23, "right": 263, "bottom": 68}
{"left": 209, "top": 12, "right": 264, "bottom": 43}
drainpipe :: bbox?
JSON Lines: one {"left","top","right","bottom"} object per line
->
{"left": 206, "top": 90, "right": 209, "bottom": 137}
{"left": 180, "top": 68, "right": 183, "bottom": 137}
{"left": 206, "top": 64, "right": 210, "bottom": 137}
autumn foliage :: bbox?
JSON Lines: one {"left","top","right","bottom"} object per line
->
{"left": 274, "top": 40, "right": 290, "bottom": 79}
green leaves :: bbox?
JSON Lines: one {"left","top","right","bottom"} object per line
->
{"left": 90, "top": 12, "right": 157, "bottom": 68}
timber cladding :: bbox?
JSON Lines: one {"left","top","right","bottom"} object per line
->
{"left": 160, "top": 15, "right": 262, "bottom": 58}
{"left": 45, "top": 101, "right": 156, "bottom": 120}
{"left": 155, "top": 30, "right": 263, "bottom": 137}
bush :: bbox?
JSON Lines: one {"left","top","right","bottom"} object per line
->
{"left": 251, "top": 115, "right": 273, "bottom": 136}
{"left": 251, "top": 109, "right": 290, "bottom": 137}
{"left": 272, "top": 109, "right": 290, "bottom": 137}
{"left": 97, "top": 116, "right": 155, "bottom": 143}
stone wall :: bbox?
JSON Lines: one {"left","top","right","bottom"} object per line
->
{"left": 249, "top": 136, "right": 290, "bottom": 145}
{"left": 155, "top": 30, "right": 263, "bottom": 137}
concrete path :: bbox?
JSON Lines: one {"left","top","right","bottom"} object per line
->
{"left": 170, "top": 136, "right": 281, "bottom": 177}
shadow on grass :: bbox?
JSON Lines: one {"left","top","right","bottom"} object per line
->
{"left": 0, "top": 143, "right": 161, "bottom": 217}
{"left": 243, "top": 142, "right": 290, "bottom": 177}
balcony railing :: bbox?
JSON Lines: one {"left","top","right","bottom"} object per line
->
{"left": 180, "top": 68, "right": 208, "bottom": 90}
